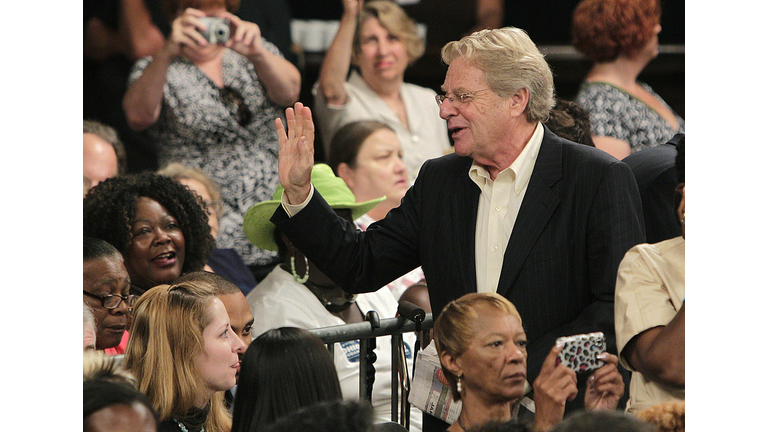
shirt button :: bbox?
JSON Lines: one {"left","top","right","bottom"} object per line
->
{"left": 412, "top": 135, "right": 420, "bottom": 143}
{"left": 495, "top": 207, "right": 501, "bottom": 212}
{"left": 492, "top": 246, "right": 498, "bottom": 252}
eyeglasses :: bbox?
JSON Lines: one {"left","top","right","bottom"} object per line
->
{"left": 435, "top": 88, "right": 492, "bottom": 107}
{"left": 83, "top": 290, "right": 138, "bottom": 310}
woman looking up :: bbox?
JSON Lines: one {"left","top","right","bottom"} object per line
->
{"left": 122, "top": 0, "right": 301, "bottom": 278}
{"left": 314, "top": 0, "right": 450, "bottom": 180}
{"left": 572, "top": 0, "right": 684, "bottom": 160}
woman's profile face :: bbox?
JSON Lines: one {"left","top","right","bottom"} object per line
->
{"left": 346, "top": 128, "right": 409, "bottom": 206}
{"left": 124, "top": 197, "right": 186, "bottom": 289}
{"left": 195, "top": 298, "right": 245, "bottom": 394}
{"left": 456, "top": 305, "right": 528, "bottom": 403}
{"left": 357, "top": 18, "right": 409, "bottom": 84}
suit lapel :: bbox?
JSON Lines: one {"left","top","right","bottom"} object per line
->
{"left": 453, "top": 162, "right": 480, "bottom": 295}
{"left": 496, "top": 130, "right": 562, "bottom": 298}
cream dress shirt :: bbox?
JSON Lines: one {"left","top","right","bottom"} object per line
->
{"left": 471, "top": 122, "right": 544, "bottom": 293}
{"left": 282, "top": 122, "right": 545, "bottom": 295}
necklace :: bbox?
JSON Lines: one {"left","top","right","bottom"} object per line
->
{"left": 456, "top": 416, "right": 468, "bottom": 432}
{"left": 171, "top": 418, "right": 205, "bottom": 432}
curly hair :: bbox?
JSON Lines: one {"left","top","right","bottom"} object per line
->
{"left": 571, "top": 0, "right": 661, "bottom": 63}
{"left": 636, "top": 401, "right": 684, "bottom": 432}
{"left": 83, "top": 173, "right": 215, "bottom": 280}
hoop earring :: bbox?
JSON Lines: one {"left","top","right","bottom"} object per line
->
{"left": 291, "top": 253, "right": 310, "bottom": 284}
{"left": 456, "top": 375, "right": 463, "bottom": 394}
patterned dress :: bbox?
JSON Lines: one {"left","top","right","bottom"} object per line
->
{"left": 129, "top": 44, "right": 285, "bottom": 266}
{"left": 576, "top": 81, "right": 685, "bottom": 153}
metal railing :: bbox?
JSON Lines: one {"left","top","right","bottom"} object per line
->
{"left": 309, "top": 302, "right": 434, "bottom": 429}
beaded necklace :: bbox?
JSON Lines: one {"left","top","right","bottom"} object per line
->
{"left": 171, "top": 418, "right": 205, "bottom": 432}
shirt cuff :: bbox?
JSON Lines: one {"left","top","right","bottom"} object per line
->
{"left": 280, "top": 184, "right": 315, "bottom": 217}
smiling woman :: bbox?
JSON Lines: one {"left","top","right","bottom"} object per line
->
{"left": 83, "top": 173, "right": 215, "bottom": 296}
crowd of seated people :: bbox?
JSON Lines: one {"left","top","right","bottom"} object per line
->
{"left": 84, "top": 1, "right": 684, "bottom": 431}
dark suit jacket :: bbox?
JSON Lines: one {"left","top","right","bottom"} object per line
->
{"left": 623, "top": 140, "right": 683, "bottom": 244}
{"left": 273, "top": 126, "right": 645, "bottom": 385}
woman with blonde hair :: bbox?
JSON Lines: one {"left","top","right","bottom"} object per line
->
{"left": 314, "top": 0, "right": 450, "bottom": 180}
{"left": 125, "top": 278, "right": 246, "bottom": 432}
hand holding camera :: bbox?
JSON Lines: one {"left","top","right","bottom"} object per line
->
{"left": 198, "top": 17, "right": 231, "bottom": 45}
{"left": 218, "top": 12, "right": 266, "bottom": 60}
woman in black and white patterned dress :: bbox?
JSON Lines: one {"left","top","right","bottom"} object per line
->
{"left": 123, "top": 0, "right": 300, "bottom": 276}
{"left": 572, "top": 0, "right": 684, "bottom": 160}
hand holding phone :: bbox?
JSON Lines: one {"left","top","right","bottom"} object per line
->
{"left": 555, "top": 332, "right": 605, "bottom": 373}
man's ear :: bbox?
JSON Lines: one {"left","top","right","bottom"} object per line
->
{"left": 337, "top": 163, "right": 356, "bottom": 190}
{"left": 509, "top": 88, "right": 530, "bottom": 118}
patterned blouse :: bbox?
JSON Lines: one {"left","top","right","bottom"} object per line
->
{"left": 576, "top": 81, "right": 685, "bottom": 153}
{"left": 129, "top": 44, "right": 285, "bottom": 266}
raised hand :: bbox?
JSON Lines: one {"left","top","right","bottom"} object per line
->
{"left": 532, "top": 344, "right": 578, "bottom": 432}
{"left": 342, "top": 0, "right": 362, "bottom": 16}
{"left": 276, "top": 102, "right": 315, "bottom": 204}
{"left": 584, "top": 352, "right": 624, "bottom": 411}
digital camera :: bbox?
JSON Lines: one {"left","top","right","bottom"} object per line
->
{"left": 199, "top": 17, "right": 230, "bottom": 44}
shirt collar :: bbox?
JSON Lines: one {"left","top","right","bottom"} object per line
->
{"left": 468, "top": 122, "right": 544, "bottom": 193}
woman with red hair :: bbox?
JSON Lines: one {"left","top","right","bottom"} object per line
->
{"left": 572, "top": 0, "right": 684, "bottom": 160}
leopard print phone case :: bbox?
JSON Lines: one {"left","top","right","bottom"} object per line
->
{"left": 555, "top": 332, "right": 605, "bottom": 373}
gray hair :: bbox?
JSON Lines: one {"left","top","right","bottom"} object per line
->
{"left": 441, "top": 27, "right": 555, "bottom": 123}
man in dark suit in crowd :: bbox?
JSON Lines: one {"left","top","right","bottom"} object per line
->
{"left": 269, "top": 27, "right": 644, "bottom": 423}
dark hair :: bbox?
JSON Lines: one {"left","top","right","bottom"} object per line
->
{"left": 571, "top": 0, "right": 662, "bottom": 63}
{"left": 84, "top": 237, "right": 123, "bottom": 262}
{"left": 466, "top": 420, "right": 534, "bottom": 432}
{"left": 84, "top": 120, "right": 127, "bottom": 176}
{"left": 231, "top": 327, "right": 343, "bottom": 432}
{"left": 673, "top": 135, "right": 685, "bottom": 226}
{"left": 549, "top": 410, "right": 655, "bottom": 432}
{"left": 174, "top": 270, "right": 241, "bottom": 296}
{"left": 83, "top": 173, "right": 215, "bottom": 284}
{"left": 327, "top": 120, "right": 394, "bottom": 175}
{"left": 84, "top": 379, "right": 160, "bottom": 427}
{"left": 544, "top": 99, "right": 595, "bottom": 146}
{"left": 263, "top": 400, "right": 374, "bottom": 432}
{"left": 674, "top": 135, "right": 685, "bottom": 184}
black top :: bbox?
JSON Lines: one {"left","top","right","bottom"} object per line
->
{"left": 158, "top": 407, "right": 208, "bottom": 432}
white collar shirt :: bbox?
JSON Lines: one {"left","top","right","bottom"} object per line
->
{"left": 470, "top": 122, "right": 544, "bottom": 293}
